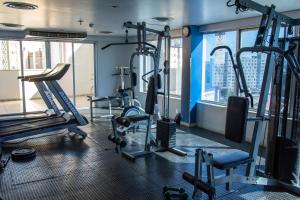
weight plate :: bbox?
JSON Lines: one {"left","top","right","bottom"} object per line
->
{"left": 11, "top": 148, "right": 36, "bottom": 160}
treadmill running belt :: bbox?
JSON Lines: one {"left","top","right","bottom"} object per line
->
{"left": 0, "top": 117, "right": 69, "bottom": 136}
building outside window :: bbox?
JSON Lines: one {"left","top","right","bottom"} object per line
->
{"left": 22, "top": 41, "right": 46, "bottom": 70}
{"left": 201, "top": 31, "right": 237, "bottom": 104}
{"left": 240, "top": 29, "right": 267, "bottom": 107}
{"left": 201, "top": 28, "right": 287, "bottom": 107}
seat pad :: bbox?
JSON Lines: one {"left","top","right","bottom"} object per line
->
{"left": 116, "top": 115, "right": 149, "bottom": 127}
{"left": 213, "top": 151, "right": 253, "bottom": 170}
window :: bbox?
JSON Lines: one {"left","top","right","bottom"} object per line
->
{"left": 170, "top": 38, "right": 182, "bottom": 96}
{"left": 240, "top": 29, "right": 267, "bottom": 107}
{"left": 50, "top": 42, "right": 74, "bottom": 100}
{"left": 201, "top": 31, "right": 237, "bottom": 104}
{"left": 22, "top": 41, "right": 46, "bottom": 70}
{"left": 139, "top": 38, "right": 183, "bottom": 96}
{"left": 0, "top": 40, "right": 21, "bottom": 70}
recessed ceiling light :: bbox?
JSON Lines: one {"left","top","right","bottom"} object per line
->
{"left": 152, "top": 17, "right": 174, "bottom": 22}
{"left": 99, "top": 31, "right": 113, "bottom": 34}
{"left": 3, "top": 2, "right": 38, "bottom": 10}
{"left": 0, "top": 23, "right": 23, "bottom": 28}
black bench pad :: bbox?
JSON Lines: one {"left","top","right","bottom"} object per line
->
{"left": 116, "top": 115, "right": 149, "bottom": 127}
{"left": 87, "top": 96, "right": 117, "bottom": 102}
{"left": 213, "top": 151, "right": 253, "bottom": 170}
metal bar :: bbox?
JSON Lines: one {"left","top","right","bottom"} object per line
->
{"left": 101, "top": 42, "right": 157, "bottom": 50}
{"left": 45, "top": 81, "right": 70, "bottom": 112}
{"left": 142, "top": 22, "right": 146, "bottom": 51}
{"left": 45, "top": 41, "right": 51, "bottom": 68}
{"left": 237, "top": 0, "right": 297, "bottom": 25}
{"left": 193, "top": 149, "right": 202, "bottom": 198}
{"left": 20, "top": 41, "right": 26, "bottom": 114}
{"left": 239, "top": 19, "right": 282, "bottom": 176}
{"left": 93, "top": 42, "right": 97, "bottom": 97}
{"left": 72, "top": 42, "right": 76, "bottom": 105}
{"left": 35, "top": 82, "right": 61, "bottom": 115}
{"left": 50, "top": 81, "right": 87, "bottom": 125}
{"left": 226, "top": 168, "right": 233, "bottom": 191}
{"left": 166, "top": 31, "right": 171, "bottom": 118}
{"left": 130, "top": 52, "right": 139, "bottom": 99}
{"left": 123, "top": 21, "right": 163, "bottom": 35}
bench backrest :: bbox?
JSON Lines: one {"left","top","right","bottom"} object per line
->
{"left": 225, "top": 96, "right": 249, "bottom": 143}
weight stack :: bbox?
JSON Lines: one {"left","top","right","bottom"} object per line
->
{"left": 156, "top": 119, "right": 176, "bottom": 148}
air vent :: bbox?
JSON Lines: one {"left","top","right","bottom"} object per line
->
{"left": 99, "top": 31, "right": 113, "bottom": 34}
{"left": 26, "top": 30, "right": 87, "bottom": 40}
{"left": 152, "top": 17, "right": 174, "bottom": 22}
{"left": 0, "top": 23, "right": 23, "bottom": 28}
{"left": 3, "top": 2, "right": 38, "bottom": 10}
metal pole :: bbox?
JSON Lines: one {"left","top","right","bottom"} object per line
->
{"left": 166, "top": 32, "right": 171, "bottom": 118}
{"left": 20, "top": 41, "right": 26, "bottom": 114}
{"left": 72, "top": 42, "right": 76, "bottom": 105}
{"left": 246, "top": 19, "right": 281, "bottom": 176}
{"left": 45, "top": 41, "right": 51, "bottom": 69}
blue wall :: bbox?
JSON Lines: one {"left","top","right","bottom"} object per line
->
{"left": 181, "top": 26, "right": 203, "bottom": 125}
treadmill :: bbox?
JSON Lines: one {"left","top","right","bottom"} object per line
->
{"left": 0, "top": 67, "right": 61, "bottom": 124}
{"left": 0, "top": 63, "right": 88, "bottom": 142}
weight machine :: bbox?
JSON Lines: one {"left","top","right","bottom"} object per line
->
{"left": 183, "top": 0, "right": 300, "bottom": 199}
{"left": 104, "top": 21, "right": 165, "bottom": 159}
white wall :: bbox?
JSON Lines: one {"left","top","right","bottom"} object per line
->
{"left": 0, "top": 70, "right": 21, "bottom": 100}
{"left": 135, "top": 92, "right": 181, "bottom": 119}
{"left": 93, "top": 39, "right": 136, "bottom": 97}
{"left": 197, "top": 102, "right": 269, "bottom": 145}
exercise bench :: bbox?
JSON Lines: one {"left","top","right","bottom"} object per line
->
{"left": 183, "top": 96, "right": 254, "bottom": 199}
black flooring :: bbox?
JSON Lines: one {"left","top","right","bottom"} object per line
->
{"left": 0, "top": 116, "right": 299, "bottom": 200}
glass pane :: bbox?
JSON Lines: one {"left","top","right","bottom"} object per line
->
{"left": 74, "top": 43, "right": 94, "bottom": 108}
{"left": 202, "top": 31, "right": 237, "bottom": 104}
{"left": 240, "top": 29, "right": 267, "bottom": 108}
{"left": 0, "top": 40, "right": 23, "bottom": 114}
{"left": 50, "top": 42, "right": 74, "bottom": 106}
{"left": 22, "top": 41, "right": 47, "bottom": 112}
{"left": 170, "top": 38, "right": 182, "bottom": 96}
{"left": 140, "top": 40, "right": 166, "bottom": 93}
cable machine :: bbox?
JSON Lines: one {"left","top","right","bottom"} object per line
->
{"left": 183, "top": 0, "right": 300, "bottom": 199}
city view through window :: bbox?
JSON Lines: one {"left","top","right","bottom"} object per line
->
{"left": 202, "top": 31, "right": 237, "bottom": 104}
{"left": 202, "top": 30, "right": 267, "bottom": 107}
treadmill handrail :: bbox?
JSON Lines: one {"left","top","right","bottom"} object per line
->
{"left": 18, "top": 69, "right": 51, "bottom": 81}
{"left": 29, "top": 63, "right": 70, "bottom": 82}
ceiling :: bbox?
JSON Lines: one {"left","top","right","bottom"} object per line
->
{"left": 0, "top": 0, "right": 300, "bottom": 36}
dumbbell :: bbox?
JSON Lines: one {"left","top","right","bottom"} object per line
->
{"left": 163, "top": 186, "right": 185, "bottom": 194}
{"left": 108, "top": 134, "right": 116, "bottom": 143}
{"left": 162, "top": 186, "right": 188, "bottom": 200}
{"left": 164, "top": 191, "right": 188, "bottom": 200}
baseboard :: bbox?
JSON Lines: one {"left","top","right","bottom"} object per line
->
{"left": 180, "top": 121, "right": 197, "bottom": 127}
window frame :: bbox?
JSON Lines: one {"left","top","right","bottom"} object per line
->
{"left": 0, "top": 38, "right": 96, "bottom": 115}
{"left": 139, "top": 36, "right": 183, "bottom": 98}
{"left": 201, "top": 25, "right": 294, "bottom": 117}
{"left": 200, "top": 26, "right": 272, "bottom": 106}
{"left": 201, "top": 29, "right": 239, "bottom": 105}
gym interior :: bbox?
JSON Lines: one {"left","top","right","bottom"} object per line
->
{"left": 0, "top": 0, "right": 299, "bottom": 199}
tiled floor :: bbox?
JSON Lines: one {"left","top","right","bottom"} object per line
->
{"left": 0, "top": 111, "right": 299, "bottom": 200}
